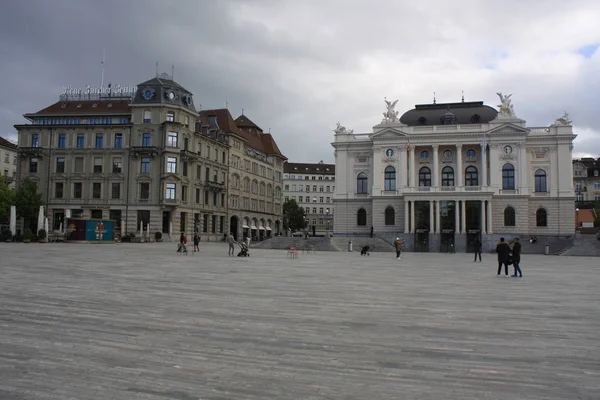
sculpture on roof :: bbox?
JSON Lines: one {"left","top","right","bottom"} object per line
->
{"left": 496, "top": 92, "right": 515, "bottom": 117}
{"left": 382, "top": 97, "right": 399, "bottom": 123}
{"left": 333, "top": 122, "right": 353, "bottom": 135}
{"left": 554, "top": 111, "right": 573, "bottom": 126}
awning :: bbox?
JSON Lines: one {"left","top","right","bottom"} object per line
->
{"left": 251, "top": 225, "right": 257, "bottom": 229}
{"left": 266, "top": 227, "right": 272, "bottom": 231}
{"left": 243, "top": 224, "right": 249, "bottom": 229}
{"left": 259, "top": 226, "right": 265, "bottom": 230}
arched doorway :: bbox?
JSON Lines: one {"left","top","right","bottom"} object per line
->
{"left": 275, "top": 220, "right": 281, "bottom": 236}
{"left": 266, "top": 220, "right": 272, "bottom": 238}
{"left": 230, "top": 216, "right": 239, "bottom": 241}
{"left": 251, "top": 218, "right": 258, "bottom": 241}
{"left": 243, "top": 217, "right": 250, "bottom": 239}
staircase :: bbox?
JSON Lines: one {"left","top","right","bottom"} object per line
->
{"left": 330, "top": 237, "right": 395, "bottom": 252}
{"left": 250, "top": 236, "right": 338, "bottom": 252}
{"left": 559, "top": 233, "right": 600, "bottom": 256}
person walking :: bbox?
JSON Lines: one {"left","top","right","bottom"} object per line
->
{"left": 193, "top": 233, "right": 200, "bottom": 253}
{"left": 496, "top": 237, "right": 511, "bottom": 277}
{"left": 370, "top": 226, "right": 374, "bottom": 238}
{"left": 227, "top": 232, "right": 237, "bottom": 256}
{"left": 474, "top": 238, "right": 482, "bottom": 262}
{"left": 393, "top": 237, "right": 405, "bottom": 260}
{"left": 510, "top": 238, "right": 523, "bottom": 277}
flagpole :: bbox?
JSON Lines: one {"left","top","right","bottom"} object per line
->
{"left": 101, "top": 48, "right": 106, "bottom": 89}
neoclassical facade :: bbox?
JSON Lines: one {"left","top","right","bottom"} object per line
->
{"left": 332, "top": 95, "right": 576, "bottom": 252}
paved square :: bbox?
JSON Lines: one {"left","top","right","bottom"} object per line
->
{"left": 1, "top": 243, "right": 599, "bottom": 399}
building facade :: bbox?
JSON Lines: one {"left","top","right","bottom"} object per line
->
{"left": 332, "top": 96, "right": 576, "bottom": 252}
{"left": 223, "top": 113, "right": 286, "bottom": 241}
{"left": 14, "top": 73, "right": 233, "bottom": 241}
{"left": 0, "top": 137, "right": 18, "bottom": 188}
{"left": 283, "top": 161, "right": 335, "bottom": 235}
{"left": 573, "top": 158, "right": 600, "bottom": 203}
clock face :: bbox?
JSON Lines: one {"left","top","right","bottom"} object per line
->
{"left": 142, "top": 87, "right": 155, "bottom": 100}
{"left": 166, "top": 91, "right": 176, "bottom": 100}
{"left": 504, "top": 145, "right": 513, "bottom": 155}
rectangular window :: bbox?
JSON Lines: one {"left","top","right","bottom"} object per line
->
{"left": 143, "top": 110, "right": 151, "bottom": 123}
{"left": 213, "top": 191, "right": 217, "bottom": 206}
{"left": 167, "top": 131, "right": 178, "bottom": 147}
{"left": 73, "top": 182, "right": 82, "bottom": 199}
{"left": 112, "top": 157, "right": 122, "bottom": 173}
{"left": 141, "top": 157, "right": 150, "bottom": 173}
{"left": 74, "top": 157, "right": 83, "bottom": 173}
{"left": 77, "top": 134, "right": 85, "bottom": 148}
{"left": 166, "top": 183, "right": 176, "bottom": 199}
{"left": 205, "top": 167, "right": 210, "bottom": 182}
{"left": 183, "top": 162, "right": 188, "bottom": 177}
{"left": 222, "top": 151, "right": 226, "bottom": 164}
{"left": 219, "top": 216, "right": 224, "bottom": 233}
{"left": 95, "top": 134, "right": 103, "bottom": 148}
{"left": 56, "top": 157, "right": 65, "bottom": 173}
{"left": 111, "top": 182, "right": 120, "bottom": 199}
{"left": 92, "top": 183, "right": 102, "bottom": 199}
{"left": 58, "top": 134, "right": 66, "bottom": 148}
{"left": 195, "top": 188, "right": 201, "bottom": 204}
{"left": 576, "top": 194, "right": 584, "bottom": 202}
{"left": 299, "top": 196, "right": 303, "bottom": 203}
{"left": 212, "top": 215, "right": 217, "bottom": 233}
{"left": 55, "top": 182, "right": 64, "bottom": 198}
{"left": 94, "top": 157, "right": 103, "bottom": 173}
{"left": 184, "top": 137, "right": 189, "bottom": 151}
{"left": 114, "top": 134, "right": 122, "bottom": 149}
{"left": 320, "top": 197, "right": 324, "bottom": 203}
{"left": 203, "top": 214, "right": 208, "bottom": 232}
{"left": 29, "top": 157, "right": 38, "bottom": 173}
{"left": 204, "top": 190, "right": 209, "bottom": 204}
{"left": 184, "top": 115, "right": 189, "bottom": 127}
{"left": 167, "top": 157, "right": 177, "bottom": 173}
{"left": 595, "top": 181, "right": 600, "bottom": 189}
{"left": 140, "top": 183, "right": 150, "bottom": 200}
{"left": 31, "top": 134, "right": 39, "bottom": 147}
{"left": 142, "top": 133, "right": 151, "bottom": 147}
{"left": 167, "top": 111, "right": 175, "bottom": 122}
{"left": 221, "top": 193, "right": 225, "bottom": 207}
{"left": 182, "top": 186, "right": 188, "bottom": 202}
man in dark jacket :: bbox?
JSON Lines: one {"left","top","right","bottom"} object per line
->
{"left": 511, "top": 238, "right": 523, "bottom": 277}
{"left": 496, "top": 237, "right": 511, "bottom": 277}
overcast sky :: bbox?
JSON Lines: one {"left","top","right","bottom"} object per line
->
{"left": 1, "top": 0, "right": 599, "bottom": 162}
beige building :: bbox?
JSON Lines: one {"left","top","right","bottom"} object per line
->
{"left": 283, "top": 161, "right": 335, "bottom": 236}
{"left": 573, "top": 158, "right": 600, "bottom": 203}
{"left": 14, "top": 74, "right": 231, "bottom": 240}
{"left": 0, "top": 137, "right": 18, "bottom": 188}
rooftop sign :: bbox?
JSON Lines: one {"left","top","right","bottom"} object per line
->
{"left": 59, "top": 84, "right": 137, "bottom": 101}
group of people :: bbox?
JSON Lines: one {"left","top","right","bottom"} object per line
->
{"left": 495, "top": 237, "right": 523, "bottom": 278}
{"left": 176, "top": 232, "right": 249, "bottom": 257}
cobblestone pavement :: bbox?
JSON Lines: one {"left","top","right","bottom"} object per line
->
{"left": 1, "top": 242, "right": 599, "bottom": 400}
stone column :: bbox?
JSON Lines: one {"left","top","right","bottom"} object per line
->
{"left": 404, "top": 200, "right": 410, "bottom": 233}
{"left": 460, "top": 199, "right": 466, "bottom": 234}
{"left": 480, "top": 200, "right": 486, "bottom": 234}
{"left": 481, "top": 143, "right": 487, "bottom": 187}
{"left": 456, "top": 144, "right": 463, "bottom": 187}
{"left": 409, "top": 147, "right": 416, "bottom": 187}
{"left": 429, "top": 200, "right": 434, "bottom": 232}
{"left": 410, "top": 201, "right": 415, "bottom": 233}
{"left": 454, "top": 200, "right": 460, "bottom": 233}
{"left": 399, "top": 145, "right": 407, "bottom": 189}
{"left": 433, "top": 145, "right": 439, "bottom": 188}
{"left": 518, "top": 143, "right": 528, "bottom": 194}
{"left": 487, "top": 199, "right": 493, "bottom": 234}
{"left": 435, "top": 199, "right": 441, "bottom": 233}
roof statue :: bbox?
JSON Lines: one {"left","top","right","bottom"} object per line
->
{"left": 554, "top": 111, "right": 573, "bottom": 126}
{"left": 382, "top": 97, "right": 399, "bottom": 123}
{"left": 496, "top": 92, "right": 515, "bottom": 117}
{"left": 333, "top": 122, "right": 353, "bottom": 135}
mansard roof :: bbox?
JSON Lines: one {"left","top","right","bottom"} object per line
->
{"left": 284, "top": 161, "right": 335, "bottom": 175}
{"left": 27, "top": 100, "right": 131, "bottom": 117}
{"left": 400, "top": 101, "right": 498, "bottom": 126}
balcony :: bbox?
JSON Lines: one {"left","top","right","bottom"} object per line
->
{"left": 180, "top": 149, "right": 199, "bottom": 161}
{"left": 19, "top": 147, "right": 45, "bottom": 157}
{"left": 206, "top": 181, "right": 226, "bottom": 191}
{"left": 130, "top": 146, "right": 159, "bottom": 158}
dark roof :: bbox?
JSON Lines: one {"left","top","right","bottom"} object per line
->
{"left": 0, "top": 136, "right": 17, "bottom": 150}
{"left": 284, "top": 162, "right": 335, "bottom": 175}
{"left": 400, "top": 101, "right": 498, "bottom": 126}
{"left": 137, "top": 76, "right": 190, "bottom": 93}
{"left": 133, "top": 75, "right": 196, "bottom": 112}
{"left": 199, "top": 109, "right": 242, "bottom": 135}
{"left": 235, "top": 115, "right": 262, "bottom": 131}
{"left": 26, "top": 100, "right": 131, "bottom": 117}
{"left": 573, "top": 158, "right": 600, "bottom": 178}
{"left": 234, "top": 115, "right": 286, "bottom": 159}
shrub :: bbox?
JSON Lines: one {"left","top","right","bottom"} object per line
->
{"left": 155, "top": 231, "right": 162, "bottom": 240}
{"left": 37, "top": 229, "right": 47, "bottom": 240}
{"left": 23, "top": 229, "right": 33, "bottom": 241}
{"left": 1, "top": 230, "right": 12, "bottom": 242}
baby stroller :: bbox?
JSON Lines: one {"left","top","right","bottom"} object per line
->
{"left": 237, "top": 242, "right": 250, "bottom": 257}
{"left": 177, "top": 240, "right": 188, "bottom": 255}
{"left": 360, "top": 245, "right": 370, "bottom": 256}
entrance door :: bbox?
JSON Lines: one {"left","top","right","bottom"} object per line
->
{"left": 467, "top": 229, "right": 481, "bottom": 253}
{"left": 440, "top": 229, "right": 455, "bottom": 253}
{"left": 414, "top": 229, "right": 429, "bottom": 252}
{"left": 162, "top": 211, "right": 170, "bottom": 234}
{"left": 230, "top": 216, "right": 238, "bottom": 240}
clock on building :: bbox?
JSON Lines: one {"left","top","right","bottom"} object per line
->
{"left": 142, "top": 87, "right": 155, "bottom": 100}
{"left": 166, "top": 91, "right": 176, "bottom": 101}
{"left": 503, "top": 145, "right": 513, "bottom": 155}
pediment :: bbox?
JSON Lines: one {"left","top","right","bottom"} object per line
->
{"left": 162, "top": 173, "right": 181, "bottom": 182}
{"left": 109, "top": 173, "right": 125, "bottom": 180}
{"left": 371, "top": 127, "right": 408, "bottom": 140}
{"left": 487, "top": 123, "right": 529, "bottom": 136}
{"left": 136, "top": 174, "right": 153, "bottom": 182}
{"left": 71, "top": 173, "right": 86, "bottom": 180}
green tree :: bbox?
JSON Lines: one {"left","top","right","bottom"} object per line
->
{"left": 283, "top": 199, "right": 306, "bottom": 231}
{"left": 15, "top": 177, "right": 43, "bottom": 227}
{"left": 0, "top": 175, "right": 16, "bottom": 222}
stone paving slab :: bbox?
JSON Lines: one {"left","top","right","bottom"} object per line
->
{"left": 0, "top": 242, "right": 599, "bottom": 400}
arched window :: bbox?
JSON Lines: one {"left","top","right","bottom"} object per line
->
{"left": 385, "top": 206, "right": 395, "bottom": 225}
{"left": 465, "top": 166, "right": 479, "bottom": 186}
{"left": 419, "top": 167, "right": 431, "bottom": 187}
{"left": 357, "top": 208, "right": 367, "bottom": 226}
{"left": 504, "top": 207, "right": 516, "bottom": 226}
{"left": 384, "top": 166, "right": 396, "bottom": 191}
{"left": 502, "top": 164, "right": 515, "bottom": 190}
{"left": 466, "top": 149, "right": 476, "bottom": 159}
{"left": 357, "top": 173, "right": 368, "bottom": 194}
{"left": 441, "top": 166, "right": 454, "bottom": 187}
{"left": 536, "top": 208, "right": 547, "bottom": 227}
{"left": 420, "top": 151, "right": 429, "bottom": 161}
{"left": 535, "top": 169, "right": 547, "bottom": 192}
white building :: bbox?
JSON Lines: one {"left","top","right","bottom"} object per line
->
{"left": 283, "top": 161, "right": 335, "bottom": 236}
{"left": 0, "top": 136, "right": 18, "bottom": 189}
{"left": 331, "top": 95, "right": 576, "bottom": 252}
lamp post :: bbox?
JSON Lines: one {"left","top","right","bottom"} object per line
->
{"left": 575, "top": 208, "right": 580, "bottom": 230}
{"left": 326, "top": 208, "right": 330, "bottom": 232}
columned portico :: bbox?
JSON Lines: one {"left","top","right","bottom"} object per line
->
{"left": 404, "top": 200, "right": 410, "bottom": 233}
{"left": 460, "top": 200, "right": 466, "bottom": 234}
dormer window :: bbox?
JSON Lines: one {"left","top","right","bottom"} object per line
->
{"left": 92, "top": 103, "right": 97, "bottom": 108}
{"left": 167, "top": 111, "right": 175, "bottom": 122}
{"left": 61, "top": 104, "right": 67, "bottom": 109}
{"left": 470, "top": 114, "right": 481, "bottom": 123}
{"left": 418, "top": 117, "right": 427, "bottom": 125}
{"left": 76, "top": 104, "right": 82, "bottom": 108}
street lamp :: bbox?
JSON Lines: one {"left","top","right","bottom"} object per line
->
{"left": 575, "top": 208, "right": 580, "bottom": 230}
{"left": 326, "top": 209, "right": 330, "bottom": 231}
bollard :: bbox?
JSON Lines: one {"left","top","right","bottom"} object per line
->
{"left": 544, "top": 244, "right": 549, "bottom": 255}
{"left": 348, "top": 240, "right": 353, "bottom": 252}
